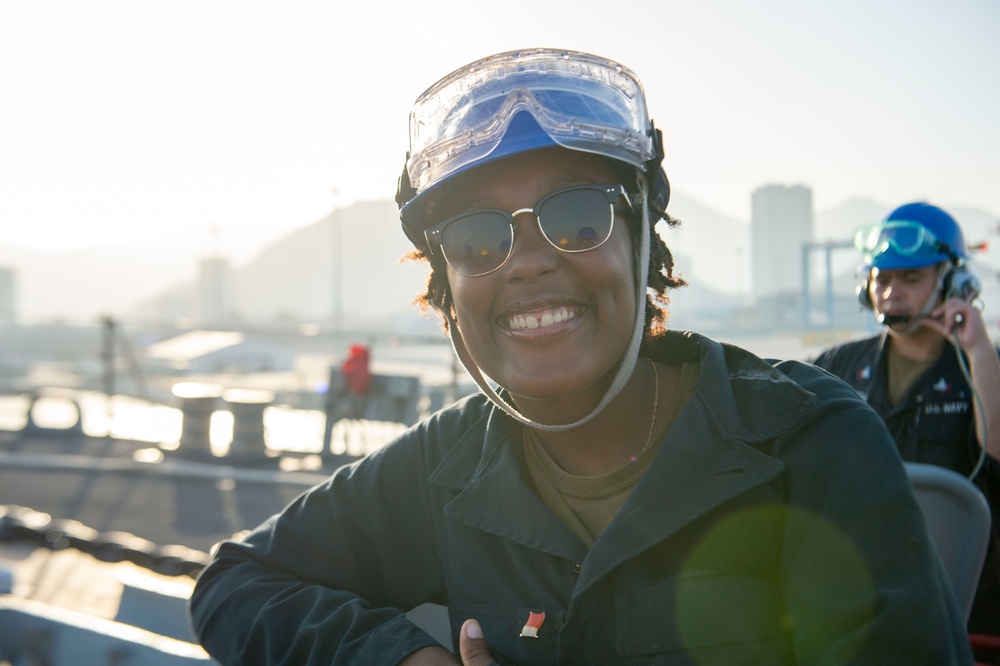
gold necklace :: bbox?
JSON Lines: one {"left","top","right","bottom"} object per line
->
{"left": 631, "top": 358, "right": 659, "bottom": 462}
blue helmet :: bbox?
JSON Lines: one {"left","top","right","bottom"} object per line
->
{"left": 395, "top": 48, "right": 669, "bottom": 251}
{"left": 855, "top": 202, "right": 968, "bottom": 271}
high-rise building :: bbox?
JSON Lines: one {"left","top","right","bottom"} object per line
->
{"left": 750, "top": 184, "right": 814, "bottom": 327}
{"left": 0, "top": 266, "right": 16, "bottom": 326}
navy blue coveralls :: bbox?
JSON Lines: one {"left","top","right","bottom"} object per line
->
{"left": 814, "top": 330, "right": 1000, "bottom": 636}
{"left": 191, "top": 331, "right": 972, "bottom": 664}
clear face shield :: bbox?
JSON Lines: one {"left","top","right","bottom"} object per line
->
{"left": 403, "top": 48, "right": 658, "bottom": 204}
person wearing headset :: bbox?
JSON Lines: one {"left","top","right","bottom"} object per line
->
{"left": 813, "top": 202, "right": 1000, "bottom": 637}
{"left": 190, "top": 49, "right": 971, "bottom": 664}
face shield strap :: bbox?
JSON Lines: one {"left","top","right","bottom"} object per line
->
{"left": 935, "top": 240, "right": 961, "bottom": 266}
{"left": 644, "top": 125, "right": 667, "bottom": 218}
{"left": 395, "top": 160, "right": 415, "bottom": 209}
{"left": 444, "top": 178, "right": 651, "bottom": 432}
{"left": 397, "top": 160, "right": 429, "bottom": 250}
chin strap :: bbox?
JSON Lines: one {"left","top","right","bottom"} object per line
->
{"left": 445, "top": 180, "right": 652, "bottom": 431}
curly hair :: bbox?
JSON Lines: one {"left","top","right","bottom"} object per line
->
{"left": 402, "top": 203, "right": 687, "bottom": 340}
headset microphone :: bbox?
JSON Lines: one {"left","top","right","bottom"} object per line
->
{"left": 877, "top": 313, "right": 934, "bottom": 327}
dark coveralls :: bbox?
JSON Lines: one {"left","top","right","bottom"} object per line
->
{"left": 191, "top": 332, "right": 971, "bottom": 664}
{"left": 814, "top": 330, "right": 1000, "bottom": 636}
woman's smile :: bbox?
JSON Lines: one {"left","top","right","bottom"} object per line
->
{"left": 499, "top": 299, "right": 581, "bottom": 335}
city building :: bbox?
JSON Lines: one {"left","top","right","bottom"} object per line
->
{"left": 751, "top": 184, "right": 814, "bottom": 329}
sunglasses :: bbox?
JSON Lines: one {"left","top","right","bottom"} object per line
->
{"left": 423, "top": 183, "right": 629, "bottom": 277}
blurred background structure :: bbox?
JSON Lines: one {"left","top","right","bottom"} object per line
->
{"left": 0, "top": 0, "right": 997, "bottom": 662}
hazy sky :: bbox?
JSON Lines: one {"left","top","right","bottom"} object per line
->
{"left": 1, "top": 0, "right": 997, "bottom": 261}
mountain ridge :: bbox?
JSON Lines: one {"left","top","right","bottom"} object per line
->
{"left": 2, "top": 193, "right": 995, "bottom": 326}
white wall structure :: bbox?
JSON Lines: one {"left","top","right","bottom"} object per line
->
{"left": 751, "top": 184, "right": 815, "bottom": 297}
{"left": 0, "top": 267, "right": 16, "bottom": 326}
{"left": 750, "top": 184, "right": 815, "bottom": 329}
{"left": 197, "top": 257, "right": 235, "bottom": 326}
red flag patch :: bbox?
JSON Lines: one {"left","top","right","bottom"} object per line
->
{"left": 519, "top": 611, "right": 545, "bottom": 638}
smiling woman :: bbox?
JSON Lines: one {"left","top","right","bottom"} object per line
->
{"left": 190, "top": 48, "right": 974, "bottom": 665}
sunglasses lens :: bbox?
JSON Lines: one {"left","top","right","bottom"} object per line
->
{"left": 440, "top": 212, "right": 513, "bottom": 276}
{"left": 539, "top": 188, "right": 614, "bottom": 252}
{"left": 432, "top": 185, "right": 620, "bottom": 276}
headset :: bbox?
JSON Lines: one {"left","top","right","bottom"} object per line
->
{"left": 857, "top": 225, "right": 982, "bottom": 330}
{"left": 857, "top": 261, "right": 981, "bottom": 312}
{"left": 941, "top": 263, "right": 982, "bottom": 303}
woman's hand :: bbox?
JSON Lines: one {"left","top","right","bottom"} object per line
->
{"left": 399, "top": 620, "right": 497, "bottom": 666}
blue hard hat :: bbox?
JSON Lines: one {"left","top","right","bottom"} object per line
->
{"left": 855, "top": 202, "right": 967, "bottom": 271}
{"left": 395, "top": 48, "right": 668, "bottom": 251}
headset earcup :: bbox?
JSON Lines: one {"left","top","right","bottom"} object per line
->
{"left": 942, "top": 266, "right": 982, "bottom": 302}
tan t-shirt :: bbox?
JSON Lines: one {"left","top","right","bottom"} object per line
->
{"left": 887, "top": 343, "right": 936, "bottom": 406}
{"left": 522, "top": 360, "right": 699, "bottom": 547}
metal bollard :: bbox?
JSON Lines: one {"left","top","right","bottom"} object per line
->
{"left": 23, "top": 388, "right": 84, "bottom": 434}
{"left": 222, "top": 388, "right": 274, "bottom": 458}
{"left": 171, "top": 382, "right": 222, "bottom": 454}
